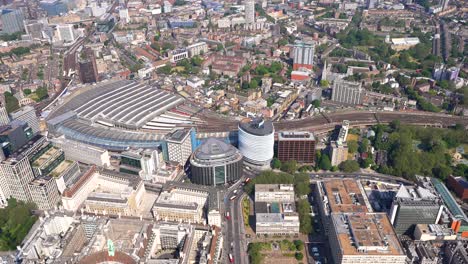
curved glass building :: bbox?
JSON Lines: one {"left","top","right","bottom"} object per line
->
{"left": 238, "top": 118, "right": 274, "bottom": 167}
{"left": 190, "top": 138, "right": 243, "bottom": 186}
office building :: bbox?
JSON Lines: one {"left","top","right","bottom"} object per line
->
{"left": 118, "top": 8, "right": 129, "bottom": 24}
{"left": 49, "top": 136, "right": 110, "bottom": 167}
{"left": 57, "top": 24, "right": 75, "bottom": 42}
{"left": 255, "top": 184, "right": 295, "bottom": 202}
{"left": 0, "top": 105, "right": 9, "bottom": 126}
{"left": 30, "top": 142, "right": 81, "bottom": 193}
{"left": 255, "top": 184, "right": 299, "bottom": 235}
{"left": 277, "top": 132, "right": 316, "bottom": 164}
{"left": 413, "top": 224, "right": 457, "bottom": 241}
{"left": 24, "top": 20, "right": 45, "bottom": 40}
{"left": 82, "top": 170, "right": 146, "bottom": 216}
{"left": 28, "top": 176, "right": 61, "bottom": 210}
{"left": 39, "top": 0, "right": 68, "bottom": 16}
{"left": 0, "top": 121, "right": 32, "bottom": 156}
{"left": 444, "top": 241, "right": 468, "bottom": 264}
{"left": 292, "top": 42, "right": 315, "bottom": 70}
{"left": 10, "top": 106, "right": 40, "bottom": 134}
{"left": 330, "top": 141, "right": 348, "bottom": 166}
{"left": 328, "top": 213, "right": 406, "bottom": 264}
{"left": 78, "top": 48, "right": 98, "bottom": 84}
{"left": 187, "top": 42, "right": 208, "bottom": 57}
{"left": 170, "top": 49, "right": 189, "bottom": 63}
{"left": 447, "top": 176, "right": 468, "bottom": 202}
{"left": 152, "top": 223, "right": 190, "bottom": 250}
{"left": 337, "top": 120, "right": 349, "bottom": 144}
{"left": 190, "top": 138, "right": 243, "bottom": 186}
{"left": 389, "top": 185, "right": 443, "bottom": 235}
{"left": 0, "top": 151, "right": 35, "bottom": 202}
{"left": 245, "top": 0, "right": 255, "bottom": 24}
{"left": 316, "top": 179, "right": 372, "bottom": 234}
{"left": 120, "top": 148, "right": 163, "bottom": 181}
{"left": 167, "top": 129, "right": 192, "bottom": 165}
{"left": 152, "top": 187, "right": 208, "bottom": 224}
{"left": 0, "top": 9, "right": 24, "bottom": 34}
{"left": 238, "top": 118, "right": 274, "bottom": 168}
{"left": 332, "top": 80, "right": 363, "bottom": 105}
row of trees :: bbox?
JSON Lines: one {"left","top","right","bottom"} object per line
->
{"left": 0, "top": 199, "right": 37, "bottom": 250}
{"left": 244, "top": 170, "right": 310, "bottom": 197}
{"left": 371, "top": 123, "right": 468, "bottom": 180}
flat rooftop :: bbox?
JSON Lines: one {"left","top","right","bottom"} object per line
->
{"left": 322, "top": 179, "right": 370, "bottom": 213}
{"left": 255, "top": 184, "right": 294, "bottom": 193}
{"left": 332, "top": 213, "right": 405, "bottom": 256}
{"left": 31, "top": 146, "right": 61, "bottom": 168}
{"left": 50, "top": 160, "right": 74, "bottom": 178}
{"left": 278, "top": 131, "right": 315, "bottom": 141}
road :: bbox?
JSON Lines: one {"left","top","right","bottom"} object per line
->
{"left": 198, "top": 110, "right": 467, "bottom": 133}
{"left": 224, "top": 170, "right": 413, "bottom": 264}
{"left": 223, "top": 168, "right": 257, "bottom": 264}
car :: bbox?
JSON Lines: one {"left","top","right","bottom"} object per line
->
{"left": 312, "top": 247, "right": 318, "bottom": 253}
{"left": 313, "top": 253, "right": 320, "bottom": 257}
{"left": 316, "top": 261, "right": 322, "bottom": 264}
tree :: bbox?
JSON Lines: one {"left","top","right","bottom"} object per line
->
{"left": 339, "top": 160, "right": 360, "bottom": 172}
{"left": 359, "top": 138, "right": 369, "bottom": 154}
{"left": 360, "top": 157, "right": 374, "bottom": 168}
{"left": 157, "top": 64, "right": 172, "bottom": 75}
{"left": 271, "top": 158, "right": 282, "bottom": 169}
{"left": 320, "top": 80, "right": 329, "bottom": 87}
{"left": 347, "top": 140, "right": 358, "bottom": 154}
{"left": 295, "top": 252, "right": 304, "bottom": 260}
{"left": 319, "top": 154, "right": 332, "bottom": 171}
{"left": 4, "top": 92, "right": 19, "bottom": 113}
{"left": 249, "top": 79, "right": 259, "bottom": 89}
{"left": 35, "top": 86, "right": 49, "bottom": 101}
{"left": 281, "top": 160, "right": 298, "bottom": 174}
{"left": 23, "top": 89, "right": 32, "bottom": 95}
{"left": 312, "top": 99, "right": 321, "bottom": 108}
{"left": 432, "top": 165, "right": 452, "bottom": 180}
{"left": 293, "top": 240, "right": 304, "bottom": 251}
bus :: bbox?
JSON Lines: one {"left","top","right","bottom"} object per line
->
{"left": 225, "top": 212, "right": 230, "bottom": 220}
{"left": 228, "top": 254, "right": 234, "bottom": 263}
{"left": 245, "top": 178, "right": 251, "bottom": 184}
{"left": 230, "top": 195, "right": 237, "bottom": 201}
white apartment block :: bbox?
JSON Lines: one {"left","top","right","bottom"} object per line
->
{"left": 167, "top": 129, "right": 192, "bottom": 165}
{"left": 187, "top": 42, "right": 208, "bottom": 57}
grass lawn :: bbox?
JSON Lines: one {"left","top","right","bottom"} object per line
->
{"left": 346, "top": 134, "right": 359, "bottom": 142}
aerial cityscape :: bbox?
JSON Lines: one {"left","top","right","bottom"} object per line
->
{"left": 0, "top": 0, "right": 467, "bottom": 263}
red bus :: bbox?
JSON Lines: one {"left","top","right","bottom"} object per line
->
{"left": 225, "top": 212, "right": 230, "bottom": 220}
{"left": 230, "top": 195, "right": 237, "bottom": 201}
{"left": 229, "top": 254, "right": 234, "bottom": 263}
{"left": 245, "top": 178, "right": 251, "bottom": 183}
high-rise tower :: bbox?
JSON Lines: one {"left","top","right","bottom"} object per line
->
{"left": 245, "top": 0, "right": 255, "bottom": 24}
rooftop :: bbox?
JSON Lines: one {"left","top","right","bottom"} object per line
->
{"left": 48, "top": 80, "right": 184, "bottom": 129}
{"left": 193, "top": 138, "right": 239, "bottom": 160}
{"left": 322, "top": 179, "right": 371, "bottom": 213}
{"left": 238, "top": 118, "right": 274, "bottom": 136}
{"left": 278, "top": 131, "right": 315, "bottom": 141}
{"left": 332, "top": 213, "right": 405, "bottom": 256}
{"left": 166, "top": 129, "right": 190, "bottom": 143}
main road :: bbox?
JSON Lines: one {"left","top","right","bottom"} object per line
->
{"left": 198, "top": 110, "right": 467, "bottom": 133}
